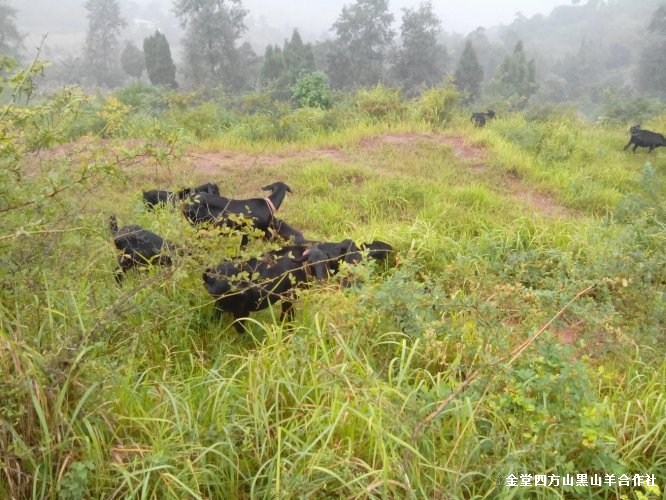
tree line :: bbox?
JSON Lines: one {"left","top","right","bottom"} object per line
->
{"left": 2, "top": 0, "right": 666, "bottom": 110}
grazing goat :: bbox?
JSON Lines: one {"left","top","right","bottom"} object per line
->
{"left": 624, "top": 124, "right": 666, "bottom": 153}
{"left": 183, "top": 181, "right": 292, "bottom": 247}
{"left": 267, "top": 218, "right": 307, "bottom": 244}
{"left": 295, "top": 239, "right": 393, "bottom": 280}
{"left": 203, "top": 239, "right": 393, "bottom": 331}
{"left": 202, "top": 245, "right": 309, "bottom": 332}
{"left": 143, "top": 182, "right": 220, "bottom": 209}
{"left": 109, "top": 215, "right": 177, "bottom": 284}
{"left": 470, "top": 110, "right": 496, "bottom": 128}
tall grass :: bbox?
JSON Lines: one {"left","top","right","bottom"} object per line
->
{"left": 2, "top": 75, "right": 665, "bottom": 498}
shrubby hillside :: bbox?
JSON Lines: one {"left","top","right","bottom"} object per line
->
{"left": 1, "top": 54, "right": 664, "bottom": 498}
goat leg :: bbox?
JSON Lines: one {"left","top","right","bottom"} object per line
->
{"left": 114, "top": 268, "right": 125, "bottom": 285}
{"left": 115, "top": 255, "right": 135, "bottom": 285}
{"left": 280, "top": 300, "right": 295, "bottom": 322}
{"left": 232, "top": 311, "right": 248, "bottom": 333}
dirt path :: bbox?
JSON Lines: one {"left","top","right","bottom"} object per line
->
{"left": 183, "top": 132, "right": 571, "bottom": 218}
{"left": 35, "top": 132, "right": 573, "bottom": 218}
{"left": 185, "top": 133, "right": 484, "bottom": 174}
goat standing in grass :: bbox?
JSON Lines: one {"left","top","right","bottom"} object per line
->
{"left": 295, "top": 239, "right": 393, "bottom": 280}
{"left": 203, "top": 245, "right": 309, "bottom": 332}
{"left": 109, "top": 215, "right": 177, "bottom": 284}
{"left": 203, "top": 239, "right": 394, "bottom": 331}
{"left": 143, "top": 182, "right": 221, "bottom": 210}
{"left": 624, "top": 124, "right": 666, "bottom": 153}
{"left": 471, "top": 110, "right": 496, "bottom": 127}
{"left": 183, "top": 181, "right": 292, "bottom": 247}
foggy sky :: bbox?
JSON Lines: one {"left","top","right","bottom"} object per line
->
{"left": 13, "top": 0, "right": 570, "bottom": 39}
{"left": 242, "top": 0, "right": 569, "bottom": 36}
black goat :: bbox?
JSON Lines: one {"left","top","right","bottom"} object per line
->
{"left": 471, "top": 110, "right": 496, "bottom": 128}
{"left": 109, "top": 215, "right": 178, "bottom": 284}
{"left": 267, "top": 218, "right": 307, "bottom": 244}
{"left": 202, "top": 245, "right": 309, "bottom": 332}
{"left": 295, "top": 239, "right": 393, "bottom": 280}
{"left": 183, "top": 181, "right": 292, "bottom": 247}
{"left": 203, "top": 239, "right": 393, "bottom": 331}
{"left": 624, "top": 124, "right": 666, "bottom": 153}
{"left": 143, "top": 182, "right": 221, "bottom": 209}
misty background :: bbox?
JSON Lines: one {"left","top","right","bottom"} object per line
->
{"left": 13, "top": 0, "right": 568, "bottom": 48}
{"left": 4, "top": 0, "right": 666, "bottom": 119}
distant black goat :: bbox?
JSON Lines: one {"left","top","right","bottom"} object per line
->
{"left": 202, "top": 245, "right": 309, "bottom": 332}
{"left": 624, "top": 124, "right": 666, "bottom": 153}
{"left": 143, "top": 182, "right": 220, "bottom": 209}
{"left": 109, "top": 215, "right": 177, "bottom": 284}
{"left": 471, "top": 110, "right": 496, "bottom": 128}
{"left": 183, "top": 181, "right": 292, "bottom": 247}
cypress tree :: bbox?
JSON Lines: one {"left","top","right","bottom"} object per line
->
{"left": 283, "top": 29, "right": 315, "bottom": 86}
{"left": 260, "top": 45, "right": 285, "bottom": 83}
{"left": 454, "top": 40, "right": 484, "bottom": 103}
{"left": 491, "top": 40, "right": 538, "bottom": 109}
{"left": 120, "top": 42, "right": 145, "bottom": 80}
{"left": 143, "top": 31, "right": 177, "bottom": 88}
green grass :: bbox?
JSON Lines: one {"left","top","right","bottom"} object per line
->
{"left": 1, "top": 104, "right": 665, "bottom": 498}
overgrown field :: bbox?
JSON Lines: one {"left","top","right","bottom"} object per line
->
{"left": 2, "top": 76, "right": 665, "bottom": 498}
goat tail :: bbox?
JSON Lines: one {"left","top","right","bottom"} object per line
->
{"left": 109, "top": 214, "right": 119, "bottom": 235}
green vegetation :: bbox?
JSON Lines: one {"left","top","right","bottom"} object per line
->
{"left": 143, "top": 31, "right": 177, "bottom": 89}
{"left": 1, "top": 56, "right": 665, "bottom": 499}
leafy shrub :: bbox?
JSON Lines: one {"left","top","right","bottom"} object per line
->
{"left": 168, "top": 101, "right": 235, "bottom": 139}
{"left": 353, "top": 84, "right": 406, "bottom": 122}
{"left": 597, "top": 87, "right": 666, "bottom": 125}
{"left": 237, "top": 87, "right": 283, "bottom": 115}
{"left": 292, "top": 71, "right": 332, "bottom": 109}
{"left": 524, "top": 103, "right": 580, "bottom": 122}
{"left": 97, "top": 95, "right": 131, "bottom": 137}
{"left": 414, "top": 82, "right": 461, "bottom": 126}
{"left": 495, "top": 114, "right": 592, "bottom": 163}
{"left": 113, "top": 82, "right": 166, "bottom": 114}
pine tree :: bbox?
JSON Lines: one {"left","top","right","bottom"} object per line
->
{"left": 173, "top": 0, "right": 248, "bottom": 89}
{"left": 233, "top": 41, "right": 260, "bottom": 90}
{"left": 260, "top": 45, "right": 285, "bottom": 83}
{"left": 282, "top": 30, "right": 315, "bottom": 87}
{"left": 83, "top": 0, "right": 126, "bottom": 87}
{"left": 491, "top": 40, "right": 538, "bottom": 109}
{"left": 120, "top": 42, "right": 145, "bottom": 80}
{"left": 454, "top": 40, "right": 484, "bottom": 104}
{"left": 143, "top": 31, "right": 177, "bottom": 88}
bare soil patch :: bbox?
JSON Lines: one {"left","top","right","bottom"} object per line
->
{"left": 34, "top": 133, "right": 574, "bottom": 218}
{"left": 184, "top": 147, "right": 349, "bottom": 176}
